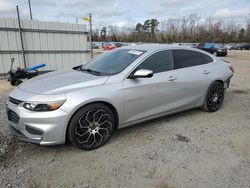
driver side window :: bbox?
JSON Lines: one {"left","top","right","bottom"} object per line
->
{"left": 136, "top": 50, "right": 174, "bottom": 73}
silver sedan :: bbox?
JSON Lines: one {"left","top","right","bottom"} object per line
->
{"left": 6, "top": 45, "right": 234, "bottom": 150}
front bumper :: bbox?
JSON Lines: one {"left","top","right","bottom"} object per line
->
{"left": 218, "top": 51, "right": 227, "bottom": 56}
{"left": 6, "top": 99, "right": 69, "bottom": 145}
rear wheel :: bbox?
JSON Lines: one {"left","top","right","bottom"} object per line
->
{"left": 203, "top": 82, "right": 224, "bottom": 112}
{"left": 68, "top": 103, "right": 115, "bottom": 150}
{"left": 213, "top": 51, "right": 218, "bottom": 56}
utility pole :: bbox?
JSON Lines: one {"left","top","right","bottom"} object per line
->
{"left": 89, "top": 13, "right": 93, "bottom": 58}
{"left": 28, "top": 0, "right": 33, "bottom": 20}
{"left": 16, "top": 5, "right": 27, "bottom": 68}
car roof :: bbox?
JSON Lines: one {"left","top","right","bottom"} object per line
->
{"left": 120, "top": 44, "right": 196, "bottom": 52}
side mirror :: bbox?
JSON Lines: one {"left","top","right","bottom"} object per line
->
{"left": 129, "top": 69, "right": 153, "bottom": 79}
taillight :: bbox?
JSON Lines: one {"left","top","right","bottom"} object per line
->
{"left": 229, "top": 65, "right": 234, "bottom": 73}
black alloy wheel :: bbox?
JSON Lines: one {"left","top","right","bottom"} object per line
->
{"left": 203, "top": 82, "right": 224, "bottom": 112}
{"left": 68, "top": 103, "right": 115, "bottom": 150}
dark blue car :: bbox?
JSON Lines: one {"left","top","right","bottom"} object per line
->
{"left": 197, "top": 43, "right": 227, "bottom": 56}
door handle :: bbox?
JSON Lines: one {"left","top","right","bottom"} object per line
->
{"left": 203, "top": 70, "right": 210, "bottom": 74}
{"left": 168, "top": 76, "right": 177, "bottom": 81}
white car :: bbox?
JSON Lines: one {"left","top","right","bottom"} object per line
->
{"left": 6, "top": 45, "right": 234, "bottom": 150}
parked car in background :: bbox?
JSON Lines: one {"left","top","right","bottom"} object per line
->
{"left": 197, "top": 43, "right": 227, "bottom": 56}
{"left": 103, "top": 43, "right": 116, "bottom": 50}
{"left": 233, "top": 43, "right": 243, "bottom": 50}
{"left": 231, "top": 43, "right": 250, "bottom": 50}
{"left": 236, "top": 43, "right": 250, "bottom": 50}
{"left": 114, "top": 43, "right": 125, "bottom": 48}
{"left": 230, "top": 44, "right": 239, "bottom": 50}
{"left": 224, "top": 44, "right": 234, "bottom": 50}
{"left": 6, "top": 45, "right": 234, "bottom": 150}
{"left": 91, "top": 43, "right": 99, "bottom": 49}
{"left": 242, "top": 43, "right": 250, "bottom": 50}
{"left": 190, "top": 43, "right": 198, "bottom": 48}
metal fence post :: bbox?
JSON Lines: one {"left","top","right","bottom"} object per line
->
{"left": 89, "top": 13, "right": 93, "bottom": 58}
{"left": 16, "top": 5, "right": 27, "bottom": 69}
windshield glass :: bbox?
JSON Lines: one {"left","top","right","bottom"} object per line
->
{"left": 214, "top": 44, "right": 224, "bottom": 48}
{"left": 82, "top": 49, "right": 145, "bottom": 75}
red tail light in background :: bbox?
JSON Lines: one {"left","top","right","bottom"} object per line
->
{"left": 229, "top": 65, "right": 235, "bottom": 73}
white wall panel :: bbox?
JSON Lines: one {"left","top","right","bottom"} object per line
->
{"left": 0, "top": 18, "right": 89, "bottom": 74}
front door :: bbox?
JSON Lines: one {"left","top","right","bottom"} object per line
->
{"left": 122, "top": 50, "right": 181, "bottom": 123}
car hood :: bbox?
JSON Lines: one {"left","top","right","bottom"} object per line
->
{"left": 18, "top": 69, "right": 109, "bottom": 95}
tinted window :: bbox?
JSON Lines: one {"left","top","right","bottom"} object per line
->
{"left": 172, "top": 50, "right": 212, "bottom": 69}
{"left": 83, "top": 49, "right": 145, "bottom": 75}
{"left": 200, "top": 53, "right": 213, "bottom": 64}
{"left": 137, "top": 50, "right": 173, "bottom": 73}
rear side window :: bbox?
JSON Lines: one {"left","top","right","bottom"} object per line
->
{"left": 200, "top": 53, "right": 213, "bottom": 64}
{"left": 137, "top": 50, "right": 173, "bottom": 73}
{"left": 172, "top": 50, "right": 212, "bottom": 69}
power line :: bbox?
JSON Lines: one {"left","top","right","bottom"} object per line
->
{"left": 28, "top": 0, "right": 33, "bottom": 20}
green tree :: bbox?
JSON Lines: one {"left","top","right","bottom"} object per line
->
{"left": 143, "top": 19, "right": 159, "bottom": 34}
{"left": 246, "top": 13, "right": 250, "bottom": 42}
{"left": 140, "top": 19, "right": 159, "bottom": 41}
{"left": 135, "top": 23, "right": 143, "bottom": 32}
{"left": 238, "top": 28, "right": 246, "bottom": 42}
{"left": 100, "top": 27, "right": 107, "bottom": 40}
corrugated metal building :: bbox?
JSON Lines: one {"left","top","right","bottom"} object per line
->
{"left": 0, "top": 18, "right": 90, "bottom": 75}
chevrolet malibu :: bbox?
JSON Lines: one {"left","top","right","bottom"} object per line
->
{"left": 6, "top": 45, "right": 234, "bottom": 150}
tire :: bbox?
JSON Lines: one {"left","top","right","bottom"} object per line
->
{"left": 213, "top": 51, "right": 218, "bottom": 56}
{"left": 10, "top": 79, "right": 16, "bottom": 86}
{"left": 68, "top": 103, "right": 115, "bottom": 150}
{"left": 203, "top": 82, "right": 224, "bottom": 112}
{"left": 15, "top": 80, "right": 23, "bottom": 86}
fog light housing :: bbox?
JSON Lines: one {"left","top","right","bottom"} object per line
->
{"left": 26, "top": 125, "right": 43, "bottom": 136}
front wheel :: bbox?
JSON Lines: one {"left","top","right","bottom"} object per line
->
{"left": 203, "top": 82, "right": 224, "bottom": 112}
{"left": 68, "top": 103, "right": 115, "bottom": 150}
{"left": 213, "top": 51, "right": 218, "bottom": 56}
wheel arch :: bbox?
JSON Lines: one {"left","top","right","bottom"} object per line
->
{"left": 214, "top": 79, "right": 223, "bottom": 85}
{"left": 206, "top": 79, "right": 224, "bottom": 94}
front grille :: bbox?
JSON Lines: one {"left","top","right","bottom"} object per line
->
{"left": 9, "top": 97, "right": 23, "bottom": 105}
{"left": 7, "top": 109, "right": 20, "bottom": 124}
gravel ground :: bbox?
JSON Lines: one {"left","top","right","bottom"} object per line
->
{"left": 0, "top": 50, "right": 250, "bottom": 188}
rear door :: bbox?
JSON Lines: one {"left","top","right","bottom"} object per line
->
{"left": 171, "top": 49, "right": 214, "bottom": 108}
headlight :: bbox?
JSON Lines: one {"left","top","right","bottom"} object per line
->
{"left": 23, "top": 100, "right": 66, "bottom": 112}
{"left": 218, "top": 49, "right": 222, "bottom": 52}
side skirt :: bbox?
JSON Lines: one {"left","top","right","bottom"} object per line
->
{"left": 118, "top": 104, "right": 201, "bottom": 129}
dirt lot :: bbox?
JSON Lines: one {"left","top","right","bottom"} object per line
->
{"left": 0, "top": 50, "right": 250, "bottom": 188}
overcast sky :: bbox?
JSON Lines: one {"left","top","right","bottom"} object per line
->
{"left": 0, "top": 0, "right": 249, "bottom": 28}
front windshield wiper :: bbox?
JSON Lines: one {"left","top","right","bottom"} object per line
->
{"left": 80, "top": 68, "right": 103, "bottom": 75}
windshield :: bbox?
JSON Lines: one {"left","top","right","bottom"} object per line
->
{"left": 214, "top": 44, "right": 224, "bottom": 48}
{"left": 82, "top": 49, "right": 145, "bottom": 75}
